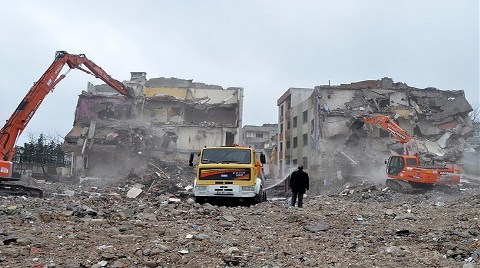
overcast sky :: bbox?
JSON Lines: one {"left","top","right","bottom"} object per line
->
{"left": 0, "top": 0, "right": 478, "bottom": 145}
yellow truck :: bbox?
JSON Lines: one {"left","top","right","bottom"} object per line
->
{"left": 189, "top": 145, "right": 267, "bottom": 204}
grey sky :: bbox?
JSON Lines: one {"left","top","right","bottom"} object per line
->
{"left": 0, "top": 0, "right": 478, "bottom": 145}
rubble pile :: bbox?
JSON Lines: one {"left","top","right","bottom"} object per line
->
{"left": 310, "top": 78, "right": 476, "bottom": 190}
{"left": 1, "top": 175, "right": 479, "bottom": 267}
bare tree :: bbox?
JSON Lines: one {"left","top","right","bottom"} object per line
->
{"left": 470, "top": 103, "right": 480, "bottom": 124}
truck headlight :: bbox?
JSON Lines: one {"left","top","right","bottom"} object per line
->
{"left": 195, "top": 186, "right": 207, "bottom": 191}
{"left": 241, "top": 186, "right": 255, "bottom": 192}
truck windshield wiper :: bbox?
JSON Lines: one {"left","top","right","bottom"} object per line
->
{"left": 202, "top": 159, "right": 219, "bottom": 163}
{"left": 222, "top": 160, "right": 238, "bottom": 163}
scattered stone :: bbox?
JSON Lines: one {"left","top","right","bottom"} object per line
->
{"left": 303, "top": 221, "right": 330, "bottom": 232}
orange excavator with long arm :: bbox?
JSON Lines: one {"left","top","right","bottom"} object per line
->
{"left": 0, "top": 51, "right": 133, "bottom": 197}
{"left": 361, "top": 114, "right": 460, "bottom": 193}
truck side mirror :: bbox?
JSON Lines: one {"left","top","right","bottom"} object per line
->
{"left": 260, "top": 152, "right": 266, "bottom": 164}
{"left": 189, "top": 153, "right": 194, "bottom": 167}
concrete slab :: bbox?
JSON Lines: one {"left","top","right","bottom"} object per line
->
{"left": 422, "top": 140, "right": 445, "bottom": 156}
{"left": 437, "top": 132, "right": 452, "bottom": 149}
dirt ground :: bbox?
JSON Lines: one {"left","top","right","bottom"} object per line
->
{"left": 1, "top": 164, "right": 479, "bottom": 268}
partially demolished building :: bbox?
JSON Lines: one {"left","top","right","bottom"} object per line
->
{"left": 278, "top": 78, "right": 475, "bottom": 192}
{"left": 63, "top": 73, "right": 243, "bottom": 177}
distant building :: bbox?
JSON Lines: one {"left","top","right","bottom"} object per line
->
{"left": 241, "top": 124, "right": 277, "bottom": 149}
{"left": 466, "top": 123, "right": 480, "bottom": 149}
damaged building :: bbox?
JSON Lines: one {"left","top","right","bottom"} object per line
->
{"left": 63, "top": 73, "right": 243, "bottom": 177}
{"left": 241, "top": 124, "right": 278, "bottom": 150}
{"left": 277, "top": 78, "right": 475, "bottom": 193}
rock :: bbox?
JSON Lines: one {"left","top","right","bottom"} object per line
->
{"left": 223, "top": 215, "right": 237, "bottom": 222}
{"left": 395, "top": 213, "right": 415, "bottom": 220}
{"left": 126, "top": 187, "right": 142, "bottom": 198}
{"left": 303, "top": 221, "right": 330, "bottom": 232}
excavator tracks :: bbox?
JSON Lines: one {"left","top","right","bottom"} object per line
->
{"left": 0, "top": 183, "right": 43, "bottom": 198}
{"left": 386, "top": 179, "right": 458, "bottom": 194}
{"left": 386, "top": 179, "right": 429, "bottom": 194}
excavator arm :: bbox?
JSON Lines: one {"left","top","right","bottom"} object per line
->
{"left": 1, "top": 51, "right": 133, "bottom": 165}
{"left": 361, "top": 114, "right": 413, "bottom": 144}
{"left": 361, "top": 114, "right": 419, "bottom": 160}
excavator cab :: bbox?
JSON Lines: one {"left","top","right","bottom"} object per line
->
{"left": 387, "top": 156, "right": 404, "bottom": 176}
{"left": 387, "top": 155, "right": 419, "bottom": 176}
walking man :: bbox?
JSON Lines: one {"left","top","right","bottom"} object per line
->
{"left": 289, "top": 165, "right": 310, "bottom": 208}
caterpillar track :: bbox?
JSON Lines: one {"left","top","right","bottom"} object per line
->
{"left": 386, "top": 179, "right": 458, "bottom": 194}
{"left": 0, "top": 183, "right": 43, "bottom": 198}
{"left": 386, "top": 179, "right": 428, "bottom": 194}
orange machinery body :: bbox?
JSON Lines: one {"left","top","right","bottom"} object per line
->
{"left": 386, "top": 155, "right": 460, "bottom": 185}
{"left": 362, "top": 114, "right": 461, "bottom": 186}
{"left": 0, "top": 51, "right": 132, "bottom": 180}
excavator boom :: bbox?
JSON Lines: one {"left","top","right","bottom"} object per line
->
{"left": 362, "top": 114, "right": 413, "bottom": 144}
{"left": 0, "top": 51, "right": 133, "bottom": 196}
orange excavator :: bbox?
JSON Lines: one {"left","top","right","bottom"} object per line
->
{"left": 0, "top": 51, "right": 133, "bottom": 197}
{"left": 360, "top": 114, "right": 460, "bottom": 193}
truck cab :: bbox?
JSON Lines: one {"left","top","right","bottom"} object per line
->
{"left": 190, "top": 145, "right": 267, "bottom": 204}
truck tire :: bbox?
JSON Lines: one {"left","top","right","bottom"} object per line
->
{"left": 195, "top": 197, "right": 206, "bottom": 204}
{"left": 254, "top": 187, "right": 263, "bottom": 204}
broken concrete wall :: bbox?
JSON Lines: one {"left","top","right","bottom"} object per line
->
{"left": 320, "top": 115, "right": 351, "bottom": 138}
{"left": 74, "top": 93, "right": 134, "bottom": 124}
{"left": 144, "top": 87, "right": 187, "bottom": 98}
{"left": 63, "top": 75, "right": 242, "bottom": 177}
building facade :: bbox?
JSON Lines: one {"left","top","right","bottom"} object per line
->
{"left": 63, "top": 73, "right": 244, "bottom": 177}
{"left": 276, "top": 87, "right": 314, "bottom": 177}
{"left": 241, "top": 124, "right": 278, "bottom": 149}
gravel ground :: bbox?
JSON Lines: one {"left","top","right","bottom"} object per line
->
{"left": 0, "top": 175, "right": 479, "bottom": 268}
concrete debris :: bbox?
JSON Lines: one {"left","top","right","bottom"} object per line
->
{"left": 437, "top": 131, "right": 453, "bottom": 149}
{"left": 2, "top": 175, "right": 479, "bottom": 267}
{"left": 305, "top": 78, "right": 476, "bottom": 192}
{"left": 126, "top": 187, "right": 142, "bottom": 198}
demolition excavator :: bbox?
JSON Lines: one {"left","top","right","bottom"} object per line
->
{"left": 0, "top": 51, "right": 133, "bottom": 197}
{"left": 360, "top": 114, "right": 460, "bottom": 193}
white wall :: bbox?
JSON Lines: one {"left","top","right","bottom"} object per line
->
{"left": 321, "top": 89, "right": 356, "bottom": 110}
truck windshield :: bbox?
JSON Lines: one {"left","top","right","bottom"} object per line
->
{"left": 201, "top": 148, "right": 251, "bottom": 164}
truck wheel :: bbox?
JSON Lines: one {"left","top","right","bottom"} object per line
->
{"left": 254, "top": 187, "right": 263, "bottom": 204}
{"left": 195, "top": 197, "right": 206, "bottom": 204}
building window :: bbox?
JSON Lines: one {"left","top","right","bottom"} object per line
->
{"left": 293, "top": 116, "right": 297, "bottom": 128}
{"left": 293, "top": 137, "right": 298, "bottom": 148}
{"left": 474, "top": 129, "right": 480, "bottom": 137}
{"left": 287, "top": 100, "right": 291, "bottom": 109}
{"left": 286, "top": 140, "right": 291, "bottom": 149}
{"left": 303, "top": 110, "right": 308, "bottom": 124}
{"left": 246, "top": 132, "right": 255, "bottom": 138}
{"left": 302, "top": 157, "right": 308, "bottom": 169}
{"left": 280, "top": 142, "right": 283, "bottom": 152}
{"left": 280, "top": 123, "right": 283, "bottom": 133}
{"left": 280, "top": 105, "right": 284, "bottom": 116}
{"left": 287, "top": 120, "right": 291, "bottom": 129}
{"left": 303, "top": 133, "right": 308, "bottom": 146}
{"left": 286, "top": 157, "right": 290, "bottom": 165}
{"left": 256, "top": 133, "right": 264, "bottom": 138}
{"left": 292, "top": 159, "right": 297, "bottom": 165}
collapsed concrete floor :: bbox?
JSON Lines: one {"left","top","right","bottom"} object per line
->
{"left": 1, "top": 159, "right": 479, "bottom": 268}
{"left": 306, "top": 79, "right": 477, "bottom": 191}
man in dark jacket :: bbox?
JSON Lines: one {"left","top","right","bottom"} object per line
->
{"left": 289, "top": 165, "right": 310, "bottom": 207}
